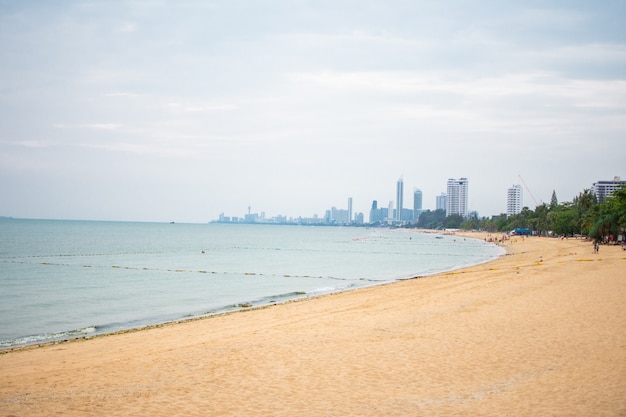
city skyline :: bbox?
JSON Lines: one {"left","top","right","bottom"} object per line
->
{"left": 216, "top": 173, "right": 624, "bottom": 225}
{"left": 218, "top": 176, "right": 453, "bottom": 224}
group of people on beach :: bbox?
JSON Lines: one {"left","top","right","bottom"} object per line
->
{"left": 593, "top": 235, "right": 626, "bottom": 253}
{"left": 485, "top": 234, "right": 510, "bottom": 245}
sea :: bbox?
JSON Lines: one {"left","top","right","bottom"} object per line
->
{"left": 0, "top": 218, "right": 504, "bottom": 348}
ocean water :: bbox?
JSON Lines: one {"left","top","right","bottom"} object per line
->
{"left": 0, "top": 219, "right": 503, "bottom": 348}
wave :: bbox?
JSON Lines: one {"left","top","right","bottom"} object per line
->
{"left": 0, "top": 288, "right": 342, "bottom": 349}
{"left": 198, "top": 288, "right": 335, "bottom": 316}
{"left": 0, "top": 325, "right": 97, "bottom": 349}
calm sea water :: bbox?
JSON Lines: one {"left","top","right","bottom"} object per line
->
{"left": 0, "top": 219, "right": 503, "bottom": 348}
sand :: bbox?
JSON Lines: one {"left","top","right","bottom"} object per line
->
{"left": 1, "top": 233, "right": 625, "bottom": 416}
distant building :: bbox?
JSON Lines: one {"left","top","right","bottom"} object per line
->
{"left": 348, "top": 197, "right": 353, "bottom": 223}
{"left": 369, "top": 200, "right": 388, "bottom": 224}
{"left": 329, "top": 207, "right": 350, "bottom": 224}
{"left": 244, "top": 213, "right": 259, "bottom": 223}
{"left": 446, "top": 178, "right": 469, "bottom": 217}
{"left": 592, "top": 176, "right": 626, "bottom": 203}
{"left": 372, "top": 208, "right": 388, "bottom": 224}
{"left": 436, "top": 193, "right": 447, "bottom": 212}
{"left": 396, "top": 178, "right": 404, "bottom": 221}
{"left": 507, "top": 184, "right": 523, "bottom": 215}
{"left": 413, "top": 188, "right": 423, "bottom": 221}
{"left": 401, "top": 208, "right": 414, "bottom": 222}
{"left": 369, "top": 200, "right": 378, "bottom": 223}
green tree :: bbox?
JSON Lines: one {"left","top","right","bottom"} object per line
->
{"left": 550, "top": 190, "right": 559, "bottom": 210}
{"left": 587, "top": 186, "right": 626, "bottom": 242}
{"left": 610, "top": 187, "right": 626, "bottom": 231}
{"left": 533, "top": 204, "right": 550, "bottom": 236}
{"left": 461, "top": 213, "right": 480, "bottom": 230}
{"left": 495, "top": 214, "right": 511, "bottom": 232}
{"left": 589, "top": 203, "right": 615, "bottom": 241}
{"left": 443, "top": 214, "right": 464, "bottom": 229}
{"left": 574, "top": 189, "right": 597, "bottom": 235}
{"left": 416, "top": 209, "right": 446, "bottom": 229}
{"left": 512, "top": 207, "right": 533, "bottom": 230}
{"left": 551, "top": 203, "right": 578, "bottom": 236}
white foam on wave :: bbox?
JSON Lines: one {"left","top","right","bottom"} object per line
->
{"left": 0, "top": 325, "right": 97, "bottom": 349}
{"left": 307, "top": 287, "right": 336, "bottom": 295}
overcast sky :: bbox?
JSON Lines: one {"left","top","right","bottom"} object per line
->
{"left": 1, "top": 1, "right": 625, "bottom": 223}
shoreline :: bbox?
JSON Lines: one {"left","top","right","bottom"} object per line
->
{"left": 2, "top": 233, "right": 624, "bottom": 416}
{"left": 0, "top": 230, "right": 503, "bottom": 352}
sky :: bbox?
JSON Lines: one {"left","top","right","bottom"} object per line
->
{"left": 1, "top": 1, "right": 625, "bottom": 223}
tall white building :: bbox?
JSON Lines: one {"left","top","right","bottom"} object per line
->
{"left": 592, "top": 176, "right": 626, "bottom": 203}
{"left": 348, "top": 197, "right": 353, "bottom": 223}
{"left": 446, "top": 178, "right": 469, "bottom": 217}
{"left": 507, "top": 184, "right": 523, "bottom": 215}
{"left": 396, "top": 177, "right": 404, "bottom": 220}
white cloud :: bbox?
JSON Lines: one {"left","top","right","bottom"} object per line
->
{"left": 79, "top": 123, "right": 122, "bottom": 130}
{"left": 0, "top": 139, "right": 52, "bottom": 148}
{"left": 54, "top": 123, "right": 122, "bottom": 130}
{"left": 1, "top": 0, "right": 625, "bottom": 222}
{"left": 104, "top": 92, "right": 141, "bottom": 98}
{"left": 165, "top": 102, "right": 238, "bottom": 113}
{"left": 117, "top": 22, "right": 137, "bottom": 33}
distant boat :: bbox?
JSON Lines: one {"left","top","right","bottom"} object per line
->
{"left": 170, "top": 221, "right": 175, "bottom": 224}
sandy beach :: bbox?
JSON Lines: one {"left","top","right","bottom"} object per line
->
{"left": 1, "top": 233, "right": 625, "bottom": 416}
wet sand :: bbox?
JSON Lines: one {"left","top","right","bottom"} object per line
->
{"left": 1, "top": 233, "right": 625, "bottom": 416}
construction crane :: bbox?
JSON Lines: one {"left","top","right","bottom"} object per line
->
{"left": 518, "top": 175, "right": 541, "bottom": 207}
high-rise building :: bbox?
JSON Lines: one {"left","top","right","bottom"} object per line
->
{"left": 507, "top": 184, "right": 523, "bottom": 215}
{"left": 330, "top": 207, "right": 349, "bottom": 224}
{"left": 413, "top": 188, "right": 423, "bottom": 221}
{"left": 396, "top": 177, "right": 404, "bottom": 220}
{"left": 348, "top": 197, "right": 353, "bottom": 223}
{"left": 446, "top": 178, "right": 469, "bottom": 217}
{"left": 592, "top": 176, "right": 626, "bottom": 203}
{"left": 436, "top": 193, "right": 447, "bottom": 211}
{"left": 369, "top": 200, "right": 388, "bottom": 224}
{"left": 370, "top": 200, "right": 378, "bottom": 223}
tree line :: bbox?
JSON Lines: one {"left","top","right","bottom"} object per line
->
{"left": 414, "top": 186, "right": 626, "bottom": 242}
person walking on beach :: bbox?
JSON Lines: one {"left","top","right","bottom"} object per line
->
{"left": 593, "top": 240, "right": 599, "bottom": 254}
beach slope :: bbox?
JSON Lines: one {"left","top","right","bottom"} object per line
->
{"left": 1, "top": 235, "right": 625, "bottom": 416}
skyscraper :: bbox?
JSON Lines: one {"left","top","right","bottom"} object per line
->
{"left": 369, "top": 200, "right": 380, "bottom": 224}
{"left": 396, "top": 177, "right": 404, "bottom": 221}
{"left": 446, "top": 178, "right": 469, "bottom": 217}
{"left": 507, "top": 184, "right": 523, "bottom": 215}
{"left": 413, "top": 188, "right": 423, "bottom": 221}
{"left": 348, "top": 197, "right": 353, "bottom": 223}
{"left": 436, "top": 193, "right": 447, "bottom": 211}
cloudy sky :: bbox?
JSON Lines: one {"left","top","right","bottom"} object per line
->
{"left": 1, "top": 1, "right": 625, "bottom": 222}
